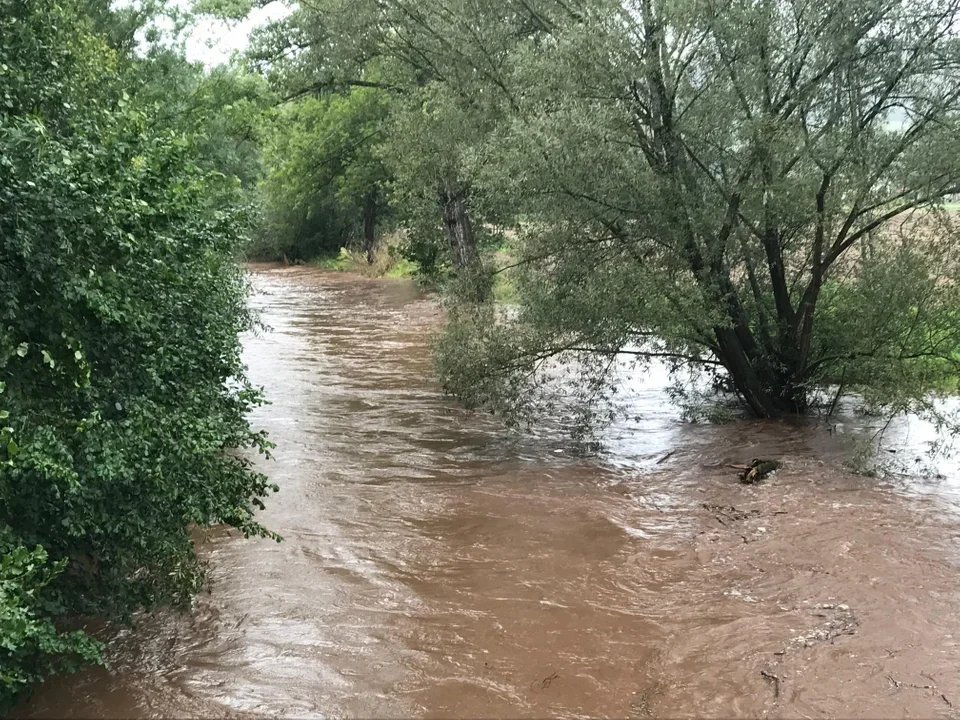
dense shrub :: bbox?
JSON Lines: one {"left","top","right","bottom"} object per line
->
{"left": 0, "top": 0, "right": 277, "bottom": 708}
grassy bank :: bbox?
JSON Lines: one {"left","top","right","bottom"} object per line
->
{"left": 311, "top": 246, "right": 418, "bottom": 279}
{"left": 310, "top": 244, "right": 519, "bottom": 302}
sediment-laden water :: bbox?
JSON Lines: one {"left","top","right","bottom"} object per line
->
{"left": 18, "top": 265, "right": 960, "bottom": 718}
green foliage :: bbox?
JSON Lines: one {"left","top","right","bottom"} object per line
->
{"left": 248, "top": 0, "right": 960, "bottom": 427}
{"left": 191, "top": 0, "right": 255, "bottom": 22}
{"left": 128, "top": 53, "right": 272, "bottom": 193}
{"left": 0, "top": 539, "right": 103, "bottom": 713}
{"left": 0, "top": 0, "right": 278, "bottom": 705}
{"left": 312, "top": 243, "right": 418, "bottom": 278}
{"left": 79, "top": 0, "right": 172, "bottom": 54}
{"left": 813, "top": 219, "right": 960, "bottom": 412}
{"left": 255, "top": 87, "right": 392, "bottom": 260}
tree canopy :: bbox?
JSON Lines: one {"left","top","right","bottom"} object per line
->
{"left": 252, "top": 0, "right": 960, "bottom": 422}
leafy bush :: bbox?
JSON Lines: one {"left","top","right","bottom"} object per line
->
{"left": 0, "top": 539, "right": 103, "bottom": 712}
{"left": 313, "top": 242, "right": 418, "bottom": 278}
{"left": 0, "top": 0, "right": 278, "bottom": 706}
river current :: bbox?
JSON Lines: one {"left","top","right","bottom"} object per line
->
{"left": 18, "top": 264, "right": 960, "bottom": 718}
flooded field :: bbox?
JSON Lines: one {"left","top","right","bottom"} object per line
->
{"left": 18, "top": 265, "right": 960, "bottom": 718}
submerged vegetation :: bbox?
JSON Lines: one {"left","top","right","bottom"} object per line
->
{"left": 5, "top": 0, "right": 960, "bottom": 706}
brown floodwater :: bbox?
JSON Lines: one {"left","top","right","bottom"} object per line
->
{"left": 17, "top": 264, "right": 960, "bottom": 718}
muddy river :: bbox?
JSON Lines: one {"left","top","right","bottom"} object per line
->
{"left": 17, "top": 265, "right": 960, "bottom": 718}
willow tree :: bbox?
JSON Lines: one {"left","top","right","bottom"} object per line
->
{"left": 440, "top": 0, "right": 960, "bottom": 419}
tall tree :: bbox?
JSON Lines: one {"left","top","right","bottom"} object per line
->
{"left": 249, "top": 0, "right": 570, "bottom": 282}
{"left": 438, "top": 0, "right": 960, "bottom": 420}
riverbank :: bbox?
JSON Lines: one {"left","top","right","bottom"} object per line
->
{"left": 251, "top": 235, "right": 521, "bottom": 302}
{"left": 311, "top": 246, "right": 419, "bottom": 279}
{"left": 16, "top": 265, "right": 960, "bottom": 719}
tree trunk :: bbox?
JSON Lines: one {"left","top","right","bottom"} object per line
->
{"left": 440, "top": 188, "right": 477, "bottom": 270}
{"left": 714, "top": 327, "right": 783, "bottom": 418}
{"left": 713, "top": 322, "right": 816, "bottom": 417}
{"left": 362, "top": 191, "right": 377, "bottom": 265}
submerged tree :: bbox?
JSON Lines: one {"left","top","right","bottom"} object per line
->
{"left": 247, "top": 0, "right": 960, "bottom": 419}
{"left": 438, "top": 0, "right": 960, "bottom": 419}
